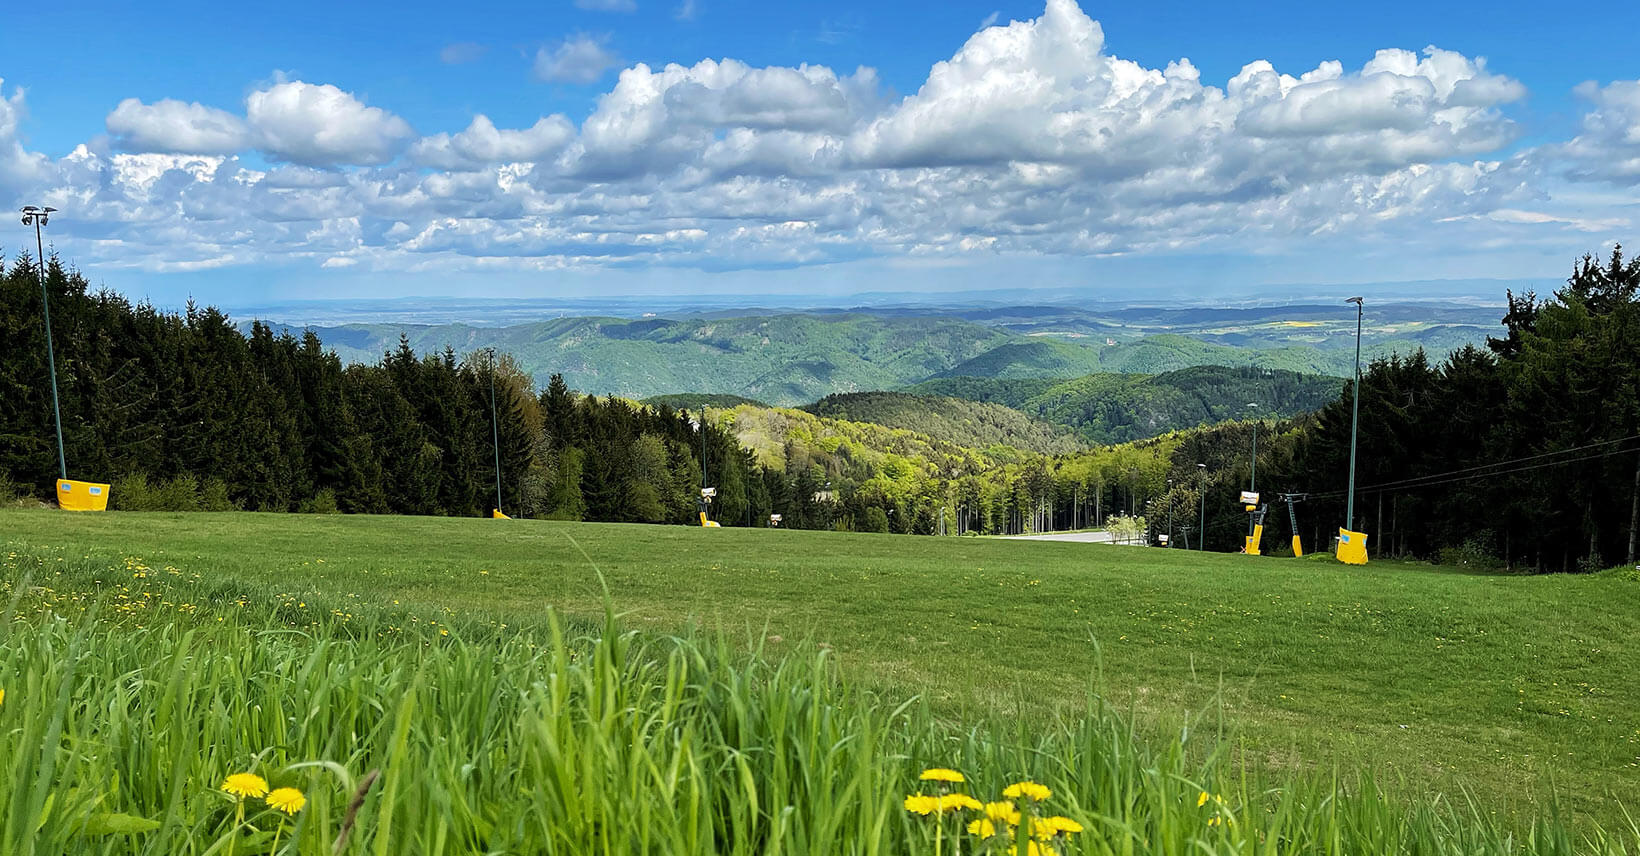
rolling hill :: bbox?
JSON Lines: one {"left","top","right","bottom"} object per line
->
{"left": 908, "top": 365, "right": 1344, "bottom": 445}
{"left": 801, "top": 391, "right": 1082, "bottom": 454}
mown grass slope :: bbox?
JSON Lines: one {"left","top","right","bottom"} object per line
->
{"left": 5, "top": 509, "right": 1638, "bottom": 829}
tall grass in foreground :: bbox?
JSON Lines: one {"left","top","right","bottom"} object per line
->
{"left": 1, "top": 549, "right": 1636, "bottom": 854}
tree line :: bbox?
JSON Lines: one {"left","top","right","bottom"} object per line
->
{"left": 0, "top": 255, "right": 786, "bottom": 523}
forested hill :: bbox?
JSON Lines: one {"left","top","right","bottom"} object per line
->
{"left": 801, "top": 391, "right": 1081, "bottom": 454}
{"left": 908, "top": 366, "right": 1343, "bottom": 445}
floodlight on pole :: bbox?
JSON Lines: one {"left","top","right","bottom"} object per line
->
{"left": 22, "top": 206, "right": 66, "bottom": 483}
{"left": 1344, "top": 297, "right": 1364, "bottom": 535}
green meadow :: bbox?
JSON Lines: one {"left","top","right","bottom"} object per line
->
{"left": 3, "top": 508, "right": 1639, "bottom": 853}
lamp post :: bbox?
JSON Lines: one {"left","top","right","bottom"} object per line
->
{"left": 1247, "top": 402, "right": 1259, "bottom": 538}
{"left": 1196, "top": 462, "right": 1207, "bottom": 551}
{"left": 691, "top": 415, "right": 708, "bottom": 522}
{"left": 1166, "top": 477, "right": 1174, "bottom": 547}
{"left": 486, "top": 347, "right": 503, "bottom": 516}
{"left": 21, "top": 206, "right": 66, "bottom": 484}
{"left": 1344, "top": 297, "right": 1364, "bottom": 534}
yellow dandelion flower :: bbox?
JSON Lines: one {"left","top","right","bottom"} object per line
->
{"left": 904, "top": 794, "right": 938, "bottom": 815}
{"left": 1039, "top": 816, "right": 1084, "bottom": 836}
{"left": 983, "top": 801, "right": 1022, "bottom": 825}
{"left": 940, "top": 793, "right": 983, "bottom": 812}
{"left": 1002, "top": 781, "right": 1051, "bottom": 802}
{"left": 920, "top": 768, "right": 966, "bottom": 783}
{"left": 1008, "top": 842, "right": 1046, "bottom": 856}
{"left": 967, "top": 818, "right": 997, "bottom": 837}
{"left": 221, "top": 773, "right": 269, "bottom": 799}
{"left": 0, "top": 688, "right": 6, "bottom": 706}
{"left": 1208, "top": 816, "right": 1222, "bottom": 827}
{"left": 265, "top": 787, "right": 306, "bottom": 815}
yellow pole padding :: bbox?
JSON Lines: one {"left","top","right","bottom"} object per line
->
{"left": 1337, "top": 528, "right": 1369, "bottom": 565}
{"left": 492, "top": 509, "right": 510, "bottom": 519}
{"left": 57, "top": 479, "right": 110, "bottom": 512}
{"left": 1291, "top": 535, "right": 1304, "bottom": 558}
{"left": 1244, "top": 523, "right": 1264, "bottom": 556}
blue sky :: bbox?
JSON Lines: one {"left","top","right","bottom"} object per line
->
{"left": 3, "top": 0, "right": 1638, "bottom": 308}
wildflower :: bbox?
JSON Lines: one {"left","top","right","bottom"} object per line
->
{"left": 1008, "top": 842, "right": 1046, "bottom": 856}
{"left": 1208, "top": 816, "right": 1222, "bottom": 827}
{"left": 265, "top": 787, "right": 306, "bottom": 815}
{"left": 1002, "top": 781, "right": 1051, "bottom": 802}
{"left": 0, "top": 688, "right": 5, "bottom": 706}
{"left": 221, "top": 773, "right": 269, "bottom": 799}
{"left": 1038, "top": 816, "right": 1083, "bottom": 836}
{"left": 983, "top": 801, "right": 1021, "bottom": 825}
{"left": 907, "top": 793, "right": 980, "bottom": 815}
{"left": 967, "top": 818, "right": 997, "bottom": 837}
{"left": 1198, "top": 791, "right": 1210, "bottom": 807}
{"left": 920, "top": 768, "right": 966, "bottom": 784}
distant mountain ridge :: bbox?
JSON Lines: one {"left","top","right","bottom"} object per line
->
{"left": 255, "top": 302, "right": 1498, "bottom": 405}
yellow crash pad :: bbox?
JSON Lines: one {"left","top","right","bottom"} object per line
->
{"left": 58, "top": 479, "right": 111, "bottom": 512}
{"left": 1337, "top": 528, "right": 1369, "bottom": 565}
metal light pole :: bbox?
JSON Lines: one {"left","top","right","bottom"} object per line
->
{"left": 1344, "top": 297, "right": 1364, "bottom": 533}
{"left": 691, "top": 415, "right": 708, "bottom": 522}
{"left": 1166, "top": 477, "right": 1174, "bottom": 547}
{"left": 1197, "top": 462, "right": 1207, "bottom": 551}
{"left": 22, "top": 206, "right": 66, "bottom": 483}
{"left": 487, "top": 347, "right": 503, "bottom": 515}
{"left": 1247, "top": 402, "right": 1259, "bottom": 537}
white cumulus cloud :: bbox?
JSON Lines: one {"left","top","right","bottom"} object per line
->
{"left": 409, "top": 115, "right": 576, "bottom": 168}
{"left": 106, "top": 98, "right": 250, "bottom": 155}
{"left": 245, "top": 80, "right": 415, "bottom": 166}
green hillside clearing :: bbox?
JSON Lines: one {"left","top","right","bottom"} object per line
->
{"left": 5, "top": 509, "right": 1636, "bottom": 828}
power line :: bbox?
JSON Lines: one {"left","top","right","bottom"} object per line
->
{"left": 1308, "top": 435, "right": 1640, "bottom": 500}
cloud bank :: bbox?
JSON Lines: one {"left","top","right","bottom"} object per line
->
{"left": 2, "top": 0, "right": 1634, "bottom": 281}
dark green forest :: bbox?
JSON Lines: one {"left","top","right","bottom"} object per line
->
{"left": 0, "top": 256, "right": 773, "bottom": 524}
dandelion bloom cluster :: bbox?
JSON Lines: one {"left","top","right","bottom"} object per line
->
{"left": 221, "top": 773, "right": 269, "bottom": 800}
{"left": 906, "top": 767, "right": 1082, "bottom": 852}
